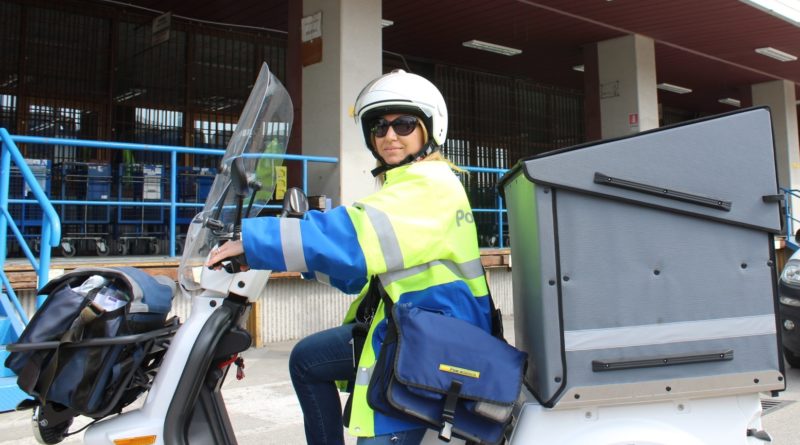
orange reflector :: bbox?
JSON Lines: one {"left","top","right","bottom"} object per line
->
{"left": 113, "top": 436, "right": 157, "bottom": 445}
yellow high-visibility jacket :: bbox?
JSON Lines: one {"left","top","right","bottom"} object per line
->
{"left": 242, "top": 160, "right": 491, "bottom": 437}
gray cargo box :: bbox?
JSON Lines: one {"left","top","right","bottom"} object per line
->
{"left": 500, "top": 107, "right": 785, "bottom": 409}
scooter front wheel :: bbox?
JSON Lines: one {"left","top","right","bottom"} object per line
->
{"left": 32, "top": 405, "right": 73, "bottom": 445}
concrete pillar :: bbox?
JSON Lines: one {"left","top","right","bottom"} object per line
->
{"left": 301, "top": 0, "right": 382, "bottom": 206}
{"left": 751, "top": 80, "right": 800, "bottom": 195}
{"left": 596, "top": 34, "right": 658, "bottom": 138}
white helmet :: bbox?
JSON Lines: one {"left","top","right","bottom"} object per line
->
{"left": 354, "top": 70, "right": 448, "bottom": 159}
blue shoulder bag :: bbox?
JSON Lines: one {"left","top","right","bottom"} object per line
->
{"left": 5, "top": 267, "right": 176, "bottom": 416}
{"left": 367, "top": 284, "right": 527, "bottom": 445}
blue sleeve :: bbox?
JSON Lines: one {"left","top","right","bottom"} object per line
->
{"left": 241, "top": 215, "right": 284, "bottom": 270}
{"left": 302, "top": 270, "right": 368, "bottom": 295}
{"left": 241, "top": 207, "right": 368, "bottom": 294}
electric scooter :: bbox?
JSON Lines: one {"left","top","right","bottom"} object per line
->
{"left": 30, "top": 64, "right": 785, "bottom": 445}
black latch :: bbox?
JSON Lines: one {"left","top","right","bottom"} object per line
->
{"left": 439, "top": 380, "right": 463, "bottom": 442}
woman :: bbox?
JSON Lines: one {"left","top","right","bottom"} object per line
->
{"left": 207, "top": 70, "right": 491, "bottom": 445}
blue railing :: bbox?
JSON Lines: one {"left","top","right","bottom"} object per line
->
{"left": 461, "top": 166, "right": 509, "bottom": 249}
{"left": 3, "top": 135, "right": 511, "bottom": 272}
{"left": 783, "top": 187, "right": 800, "bottom": 250}
{"left": 7, "top": 135, "right": 339, "bottom": 258}
{"left": 0, "top": 129, "right": 62, "bottom": 318}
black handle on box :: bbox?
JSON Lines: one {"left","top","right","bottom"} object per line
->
{"left": 592, "top": 349, "right": 734, "bottom": 372}
{"left": 594, "top": 172, "right": 732, "bottom": 212}
{"left": 762, "top": 194, "right": 784, "bottom": 203}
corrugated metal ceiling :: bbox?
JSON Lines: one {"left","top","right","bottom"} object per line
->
{"left": 116, "top": 0, "right": 800, "bottom": 114}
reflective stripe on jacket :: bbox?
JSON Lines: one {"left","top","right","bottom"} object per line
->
{"left": 241, "top": 160, "right": 491, "bottom": 436}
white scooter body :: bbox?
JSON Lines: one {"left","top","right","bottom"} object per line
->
{"left": 424, "top": 395, "right": 767, "bottom": 445}
{"left": 506, "top": 391, "right": 767, "bottom": 445}
{"left": 85, "top": 272, "right": 770, "bottom": 445}
{"left": 83, "top": 268, "right": 270, "bottom": 445}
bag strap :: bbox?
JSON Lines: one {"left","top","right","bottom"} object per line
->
{"left": 376, "top": 277, "right": 394, "bottom": 320}
{"left": 355, "top": 276, "right": 384, "bottom": 324}
{"left": 35, "top": 290, "right": 105, "bottom": 402}
{"left": 486, "top": 280, "right": 506, "bottom": 341}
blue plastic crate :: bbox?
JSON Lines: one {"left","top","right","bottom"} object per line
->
{"left": 117, "top": 163, "right": 166, "bottom": 225}
{"left": 9, "top": 159, "right": 51, "bottom": 229}
{"left": 176, "top": 166, "right": 216, "bottom": 224}
{"left": 60, "top": 162, "right": 112, "bottom": 225}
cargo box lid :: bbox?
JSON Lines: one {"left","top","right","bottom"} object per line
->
{"left": 501, "top": 107, "right": 782, "bottom": 233}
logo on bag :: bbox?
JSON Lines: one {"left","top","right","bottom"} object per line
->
{"left": 439, "top": 364, "right": 480, "bottom": 378}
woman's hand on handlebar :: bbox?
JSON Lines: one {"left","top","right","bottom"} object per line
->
{"left": 205, "top": 240, "right": 249, "bottom": 271}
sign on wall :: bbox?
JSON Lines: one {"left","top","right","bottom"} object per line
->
{"left": 301, "top": 12, "right": 322, "bottom": 66}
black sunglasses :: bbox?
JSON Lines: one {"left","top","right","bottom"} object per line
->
{"left": 371, "top": 116, "right": 419, "bottom": 138}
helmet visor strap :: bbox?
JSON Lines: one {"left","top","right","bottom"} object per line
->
{"left": 371, "top": 116, "right": 419, "bottom": 138}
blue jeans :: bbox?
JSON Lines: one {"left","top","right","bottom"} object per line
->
{"left": 288, "top": 325, "right": 426, "bottom": 445}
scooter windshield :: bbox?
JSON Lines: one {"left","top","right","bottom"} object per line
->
{"left": 178, "top": 63, "right": 292, "bottom": 297}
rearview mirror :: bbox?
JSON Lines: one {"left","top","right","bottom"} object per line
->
{"left": 281, "top": 187, "right": 309, "bottom": 218}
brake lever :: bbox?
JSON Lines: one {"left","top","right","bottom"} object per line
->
{"left": 207, "top": 234, "right": 248, "bottom": 273}
{"left": 208, "top": 253, "right": 249, "bottom": 273}
{"left": 223, "top": 254, "right": 249, "bottom": 274}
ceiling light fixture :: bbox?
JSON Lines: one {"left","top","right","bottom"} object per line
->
{"left": 114, "top": 88, "right": 146, "bottom": 102}
{"left": 462, "top": 40, "right": 522, "bottom": 56}
{"left": 657, "top": 83, "right": 693, "bottom": 94}
{"left": 718, "top": 98, "right": 742, "bottom": 107}
{"left": 572, "top": 65, "right": 585, "bottom": 72}
{"left": 739, "top": 0, "right": 800, "bottom": 26}
{"left": 381, "top": 19, "right": 394, "bottom": 28}
{"left": 755, "top": 46, "right": 798, "bottom": 62}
